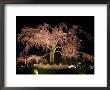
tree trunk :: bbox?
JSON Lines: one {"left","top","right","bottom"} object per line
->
{"left": 50, "top": 51, "right": 54, "bottom": 64}
{"left": 27, "top": 62, "right": 28, "bottom": 67}
{"left": 50, "top": 44, "right": 56, "bottom": 64}
{"left": 25, "top": 58, "right": 28, "bottom": 67}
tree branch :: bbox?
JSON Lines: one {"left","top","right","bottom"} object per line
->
{"left": 56, "top": 46, "right": 61, "bottom": 49}
{"left": 56, "top": 51, "right": 63, "bottom": 55}
{"left": 41, "top": 52, "right": 51, "bottom": 58}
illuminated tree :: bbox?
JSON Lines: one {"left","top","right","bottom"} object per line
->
{"left": 17, "top": 23, "right": 82, "bottom": 64}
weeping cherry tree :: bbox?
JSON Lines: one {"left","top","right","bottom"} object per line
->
{"left": 17, "top": 23, "right": 81, "bottom": 64}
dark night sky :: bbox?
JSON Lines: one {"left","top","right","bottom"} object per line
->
{"left": 16, "top": 16, "right": 94, "bottom": 57}
{"left": 16, "top": 16, "right": 94, "bottom": 35}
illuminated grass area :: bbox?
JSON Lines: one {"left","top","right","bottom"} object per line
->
{"left": 34, "top": 64, "right": 68, "bottom": 69}
{"left": 16, "top": 60, "right": 94, "bottom": 74}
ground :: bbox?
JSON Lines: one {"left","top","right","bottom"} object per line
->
{"left": 16, "top": 59, "right": 94, "bottom": 74}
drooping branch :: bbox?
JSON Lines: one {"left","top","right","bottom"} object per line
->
{"left": 56, "top": 46, "right": 61, "bottom": 49}
{"left": 42, "top": 52, "right": 51, "bottom": 58}
{"left": 56, "top": 51, "right": 63, "bottom": 55}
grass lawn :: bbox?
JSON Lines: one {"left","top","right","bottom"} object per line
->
{"left": 16, "top": 62, "right": 94, "bottom": 74}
